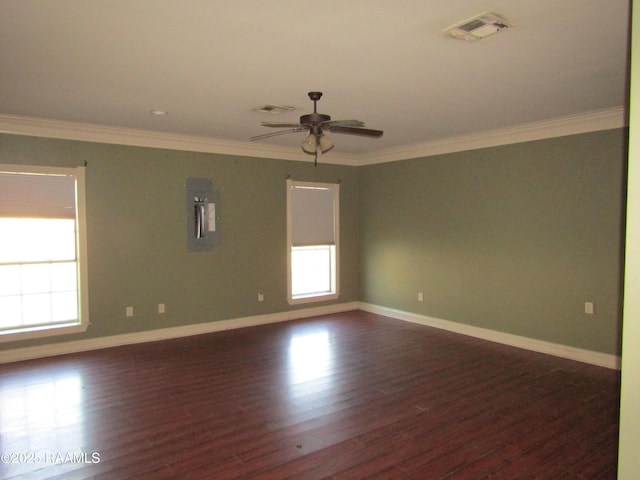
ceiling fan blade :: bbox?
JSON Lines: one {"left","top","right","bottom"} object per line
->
{"left": 325, "top": 125, "right": 384, "bottom": 138}
{"left": 322, "top": 119, "right": 366, "bottom": 127}
{"left": 250, "top": 128, "right": 306, "bottom": 141}
{"left": 260, "top": 121, "right": 303, "bottom": 128}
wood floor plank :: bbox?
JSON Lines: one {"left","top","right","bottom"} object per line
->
{"left": 0, "top": 311, "right": 620, "bottom": 479}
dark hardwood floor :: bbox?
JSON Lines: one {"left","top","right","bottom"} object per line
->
{"left": 0, "top": 311, "right": 620, "bottom": 479}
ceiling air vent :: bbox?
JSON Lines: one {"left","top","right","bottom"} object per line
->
{"left": 253, "top": 104, "right": 295, "bottom": 114}
{"left": 444, "top": 12, "right": 511, "bottom": 42}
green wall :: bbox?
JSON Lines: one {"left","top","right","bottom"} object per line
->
{"left": 0, "top": 134, "right": 360, "bottom": 349}
{"left": 360, "top": 129, "right": 627, "bottom": 355}
{"left": 0, "top": 128, "right": 628, "bottom": 356}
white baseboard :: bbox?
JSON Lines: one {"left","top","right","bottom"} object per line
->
{"left": 358, "top": 303, "right": 621, "bottom": 370}
{"left": 1, "top": 301, "right": 621, "bottom": 370}
{"left": 0, "top": 302, "right": 359, "bottom": 364}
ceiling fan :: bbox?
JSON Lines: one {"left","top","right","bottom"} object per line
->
{"left": 250, "top": 91, "right": 383, "bottom": 165}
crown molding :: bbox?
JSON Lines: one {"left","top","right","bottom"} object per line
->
{"left": 0, "top": 114, "right": 360, "bottom": 166}
{"left": 361, "top": 107, "right": 628, "bottom": 165}
{"left": 0, "top": 107, "right": 627, "bottom": 167}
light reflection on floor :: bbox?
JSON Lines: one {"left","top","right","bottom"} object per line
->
{"left": 287, "top": 330, "right": 333, "bottom": 385}
{"left": 0, "top": 369, "right": 85, "bottom": 454}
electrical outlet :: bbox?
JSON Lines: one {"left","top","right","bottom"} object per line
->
{"left": 258, "top": 293, "right": 264, "bottom": 302}
{"left": 418, "top": 292, "right": 424, "bottom": 302}
{"left": 126, "top": 306, "right": 134, "bottom": 317}
{"left": 585, "top": 302, "right": 594, "bottom": 314}
{"left": 158, "top": 303, "right": 165, "bottom": 314}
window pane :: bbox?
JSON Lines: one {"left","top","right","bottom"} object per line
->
{"left": 21, "top": 263, "right": 51, "bottom": 294}
{"left": 52, "top": 291, "right": 78, "bottom": 322}
{"left": 0, "top": 218, "right": 76, "bottom": 263}
{"left": 0, "top": 265, "right": 21, "bottom": 296}
{"left": 0, "top": 296, "right": 21, "bottom": 328}
{"left": 0, "top": 219, "right": 24, "bottom": 263}
{"left": 0, "top": 219, "right": 79, "bottom": 331}
{"left": 22, "top": 293, "right": 52, "bottom": 325}
{"left": 292, "top": 246, "right": 333, "bottom": 297}
{"left": 50, "top": 262, "right": 77, "bottom": 292}
{"left": 47, "top": 220, "right": 77, "bottom": 261}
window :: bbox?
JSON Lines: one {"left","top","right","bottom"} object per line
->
{"left": 287, "top": 180, "right": 339, "bottom": 304}
{"left": 0, "top": 165, "right": 89, "bottom": 342}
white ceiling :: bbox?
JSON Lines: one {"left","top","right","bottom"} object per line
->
{"left": 0, "top": 1, "right": 631, "bottom": 160}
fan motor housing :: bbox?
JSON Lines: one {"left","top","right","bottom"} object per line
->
{"left": 300, "top": 113, "right": 331, "bottom": 124}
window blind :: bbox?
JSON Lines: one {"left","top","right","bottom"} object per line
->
{"left": 291, "top": 185, "right": 336, "bottom": 246}
{"left": 0, "top": 172, "right": 76, "bottom": 219}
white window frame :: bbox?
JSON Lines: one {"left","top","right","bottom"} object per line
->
{"left": 0, "top": 164, "right": 89, "bottom": 343}
{"left": 287, "top": 179, "right": 340, "bottom": 305}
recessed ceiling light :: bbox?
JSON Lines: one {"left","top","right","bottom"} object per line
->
{"left": 150, "top": 109, "right": 169, "bottom": 116}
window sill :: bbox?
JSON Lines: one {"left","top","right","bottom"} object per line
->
{"left": 0, "top": 322, "right": 88, "bottom": 344}
{"left": 288, "top": 292, "right": 339, "bottom": 306}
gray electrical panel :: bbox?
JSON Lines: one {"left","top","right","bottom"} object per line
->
{"left": 186, "top": 177, "right": 219, "bottom": 252}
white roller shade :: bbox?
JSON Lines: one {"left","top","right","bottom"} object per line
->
{"left": 0, "top": 172, "right": 76, "bottom": 219}
{"left": 291, "top": 184, "right": 336, "bottom": 246}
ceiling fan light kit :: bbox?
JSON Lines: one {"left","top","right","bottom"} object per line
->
{"left": 301, "top": 133, "right": 334, "bottom": 155}
{"left": 250, "top": 91, "right": 383, "bottom": 166}
{"left": 318, "top": 134, "right": 334, "bottom": 153}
